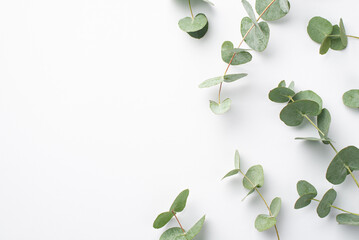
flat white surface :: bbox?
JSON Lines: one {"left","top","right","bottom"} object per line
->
{"left": 0, "top": 0, "right": 359, "bottom": 239}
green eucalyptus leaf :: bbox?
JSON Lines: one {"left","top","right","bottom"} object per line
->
{"left": 307, "top": 17, "right": 333, "bottom": 44}
{"left": 234, "top": 150, "right": 240, "bottom": 169}
{"left": 343, "top": 89, "right": 359, "bottom": 108}
{"left": 178, "top": 14, "right": 208, "bottom": 39}
{"left": 269, "top": 87, "right": 295, "bottom": 103}
{"left": 317, "top": 108, "right": 331, "bottom": 144}
{"left": 255, "top": 214, "right": 277, "bottom": 232}
{"left": 210, "top": 98, "right": 232, "bottom": 115}
{"left": 184, "top": 215, "right": 206, "bottom": 240}
{"left": 270, "top": 197, "right": 281, "bottom": 217}
{"left": 297, "top": 180, "right": 317, "bottom": 196}
{"left": 278, "top": 80, "right": 286, "bottom": 87}
{"left": 242, "top": 0, "right": 260, "bottom": 29}
{"left": 326, "top": 146, "right": 359, "bottom": 185}
{"left": 288, "top": 81, "right": 295, "bottom": 90}
{"left": 339, "top": 18, "right": 348, "bottom": 47}
{"left": 292, "top": 90, "right": 323, "bottom": 115}
{"left": 255, "top": 0, "right": 289, "bottom": 21}
{"left": 279, "top": 100, "right": 320, "bottom": 126}
{"left": 317, "top": 188, "right": 337, "bottom": 218}
{"left": 241, "top": 17, "right": 270, "bottom": 52}
{"left": 170, "top": 189, "right": 190, "bottom": 213}
{"left": 242, "top": 187, "right": 256, "bottom": 201}
{"left": 221, "top": 41, "right": 252, "bottom": 65}
{"left": 320, "top": 37, "right": 331, "bottom": 55}
{"left": 336, "top": 214, "right": 359, "bottom": 226}
{"left": 294, "top": 193, "right": 317, "bottom": 209}
{"left": 199, "top": 76, "right": 223, "bottom": 88}
{"left": 153, "top": 212, "right": 174, "bottom": 229}
{"left": 243, "top": 165, "right": 264, "bottom": 190}
{"left": 222, "top": 169, "right": 240, "bottom": 180}
{"left": 330, "top": 25, "right": 347, "bottom": 50}
{"left": 160, "top": 227, "right": 184, "bottom": 240}
{"left": 295, "top": 137, "right": 329, "bottom": 142}
{"left": 223, "top": 73, "right": 248, "bottom": 83}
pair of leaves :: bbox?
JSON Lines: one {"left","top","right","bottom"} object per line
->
{"left": 199, "top": 74, "right": 248, "bottom": 88}
{"left": 222, "top": 150, "right": 241, "bottom": 179}
{"left": 255, "top": 0, "right": 290, "bottom": 21}
{"left": 307, "top": 17, "right": 348, "bottom": 54}
{"left": 153, "top": 189, "right": 190, "bottom": 229}
{"left": 255, "top": 197, "right": 281, "bottom": 232}
{"left": 159, "top": 216, "right": 206, "bottom": 240}
{"left": 178, "top": 14, "right": 208, "bottom": 39}
{"left": 221, "top": 41, "right": 252, "bottom": 65}
{"left": 343, "top": 89, "right": 359, "bottom": 108}
{"left": 294, "top": 180, "right": 317, "bottom": 209}
{"left": 326, "top": 146, "right": 359, "bottom": 185}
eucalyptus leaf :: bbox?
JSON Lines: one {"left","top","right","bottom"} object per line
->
{"left": 317, "top": 108, "right": 331, "bottom": 144}
{"left": 326, "top": 146, "right": 359, "bottom": 185}
{"left": 294, "top": 193, "right": 317, "bottom": 209}
{"left": 279, "top": 100, "right": 320, "bottom": 126}
{"left": 270, "top": 197, "right": 281, "bottom": 217}
{"left": 234, "top": 150, "right": 240, "bottom": 169}
{"left": 160, "top": 227, "right": 184, "bottom": 240}
{"left": 222, "top": 169, "right": 239, "bottom": 180}
{"left": 330, "top": 25, "right": 346, "bottom": 50}
{"left": 292, "top": 90, "right": 323, "bottom": 115}
{"left": 210, "top": 98, "right": 232, "bottom": 115}
{"left": 255, "top": 0, "right": 289, "bottom": 21}
{"left": 223, "top": 73, "right": 248, "bottom": 83}
{"left": 184, "top": 215, "right": 205, "bottom": 240}
{"left": 339, "top": 18, "right": 348, "bottom": 47}
{"left": 295, "top": 137, "right": 327, "bottom": 142}
{"left": 242, "top": 0, "right": 260, "bottom": 29}
{"left": 199, "top": 76, "right": 223, "bottom": 88}
{"left": 320, "top": 37, "right": 331, "bottom": 55}
{"left": 243, "top": 165, "right": 264, "bottom": 190}
{"left": 153, "top": 212, "right": 174, "bottom": 229}
{"left": 297, "top": 180, "right": 317, "bottom": 196}
{"left": 336, "top": 214, "right": 359, "bottom": 226}
{"left": 288, "top": 81, "right": 295, "bottom": 90}
{"left": 343, "top": 89, "right": 359, "bottom": 108}
{"left": 170, "top": 189, "right": 190, "bottom": 213}
{"left": 269, "top": 87, "right": 295, "bottom": 103}
{"left": 221, "top": 41, "right": 252, "bottom": 65}
{"left": 255, "top": 214, "right": 277, "bottom": 232}
{"left": 317, "top": 188, "right": 337, "bottom": 218}
{"left": 278, "top": 80, "right": 286, "bottom": 87}
{"left": 242, "top": 187, "right": 256, "bottom": 201}
{"left": 241, "top": 17, "right": 270, "bottom": 52}
{"left": 307, "top": 16, "right": 333, "bottom": 44}
{"left": 178, "top": 14, "right": 208, "bottom": 39}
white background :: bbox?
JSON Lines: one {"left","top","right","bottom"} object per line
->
{"left": 0, "top": 0, "right": 359, "bottom": 239}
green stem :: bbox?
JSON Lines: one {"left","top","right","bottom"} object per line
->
{"left": 172, "top": 211, "right": 186, "bottom": 233}
{"left": 239, "top": 169, "right": 280, "bottom": 240}
{"left": 188, "top": 0, "right": 194, "bottom": 19}
{"left": 347, "top": 35, "right": 359, "bottom": 40}
{"left": 344, "top": 165, "right": 359, "bottom": 189}
{"left": 312, "top": 199, "right": 359, "bottom": 216}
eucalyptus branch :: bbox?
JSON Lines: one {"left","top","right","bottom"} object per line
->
{"left": 223, "top": 150, "right": 282, "bottom": 239}
{"left": 311, "top": 199, "right": 359, "bottom": 216}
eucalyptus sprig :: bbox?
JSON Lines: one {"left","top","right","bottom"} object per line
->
{"left": 153, "top": 189, "right": 206, "bottom": 240}
{"left": 307, "top": 16, "right": 359, "bottom": 55}
{"left": 178, "top": 0, "right": 213, "bottom": 39}
{"left": 294, "top": 180, "right": 359, "bottom": 226}
{"left": 199, "top": 0, "right": 290, "bottom": 114}
{"left": 222, "top": 150, "right": 282, "bottom": 239}
{"left": 269, "top": 81, "right": 359, "bottom": 188}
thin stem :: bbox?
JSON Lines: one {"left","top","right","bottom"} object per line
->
{"left": 188, "top": 0, "right": 194, "bottom": 19}
{"left": 218, "top": 0, "right": 278, "bottom": 102}
{"left": 218, "top": 82, "right": 223, "bottom": 103}
{"left": 347, "top": 35, "right": 359, "bottom": 40}
{"left": 172, "top": 211, "right": 185, "bottom": 233}
{"left": 345, "top": 166, "right": 359, "bottom": 189}
{"left": 239, "top": 169, "right": 280, "bottom": 240}
{"left": 312, "top": 199, "right": 359, "bottom": 216}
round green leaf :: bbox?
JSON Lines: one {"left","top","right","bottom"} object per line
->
{"left": 234, "top": 150, "right": 240, "bottom": 169}
{"left": 170, "top": 189, "right": 190, "bottom": 213}
{"left": 326, "top": 146, "right": 359, "bottom": 185}
{"left": 255, "top": 214, "right": 277, "bottom": 232}
{"left": 255, "top": 0, "right": 289, "bottom": 21}
{"left": 184, "top": 215, "right": 206, "bottom": 240}
{"left": 153, "top": 212, "right": 173, "bottom": 229}
{"left": 160, "top": 227, "right": 184, "bottom": 240}
{"left": 269, "top": 87, "right": 295, "bottom": 103}
{"left": 210, "top": 98, "right": 232, "bottom": 115}
{"left": 343, "top": 89, "right": 359, "bottom": 108}
{"left": 199, "top": 76, "right": 223, "bottom": 88}
{"left": 178, "top": 14, "right": 208, "bottom": 39}
{"left": 292, "top": 90, "right": 323, "bottom": 116}
{"left": 221, "top": 41, "right": 252, "bottom": 65}
{"left": 279, "top": 100, "right": 320, "bottom": 126}
{"left": 307, "top": 17, "right": 333, "bottom": 44}
{"left": 294, "top": 193, "right": 317, "bottom": 209}
{"left": 270, "top": 197, "right": 281, "bottom": 217}
{"left": 297, "top": 180, "right": 317, "bottom": 196}
{"left": 317, "top": 108, "right": 331, "bottom": 144}
{"left": 336, "top": 214, "right": 359, "bottom": 226}
{"left": 242, "top": 0, "right": 260, "bottom": 29}
{"left": 222, "top": 169, "right": 240, "bottom": 180}
{"left": 243, "top": 165, "right": 264, "bottom": 190}
{"left": 320, "top": 37, "right": 331, "bottom": 55}
{"left": 339, "top": 18, "right": 348, "bottom": 47}
{"left": 317, "top": 188, "right": 337, "bottom": 218}
{"left": 330, "top": 25, "right": 346, "bottom": 51}
{"left": 241, "top": 17, "right": 270, "bottom": 52}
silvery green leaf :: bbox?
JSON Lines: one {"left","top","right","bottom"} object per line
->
{"left": 210, "top": 98, "right": 232, "bottom": 115}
